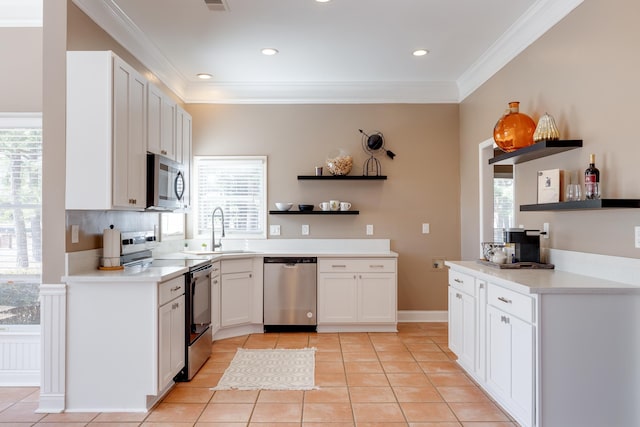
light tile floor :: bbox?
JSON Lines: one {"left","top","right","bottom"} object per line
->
{"left": 0, "top": 322, "right": 518, "bottom": 426}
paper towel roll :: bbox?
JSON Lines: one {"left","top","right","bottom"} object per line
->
{"left": 103, "top": 226, "right": 121, "bottom": 260}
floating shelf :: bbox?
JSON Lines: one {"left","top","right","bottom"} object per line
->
{"left": 520, "top": 199, "right": 640, "bottom": 211}
{"left": 297, "top": 175, "right": 387, "bottom": 180}
{"left": 269, "top": 210, "right": 359, "bottom": 215}
{"left": 489, "top": 140, "right": 583, "bottom": 165}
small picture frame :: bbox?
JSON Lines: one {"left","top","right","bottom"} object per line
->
{"left": 537, "top": 169, "right": 564, "bottom": 204}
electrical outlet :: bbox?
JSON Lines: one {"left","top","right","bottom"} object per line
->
{"left": 301, "top": 224, "right": 309, "bottom": 235}
{"left": 432, "top": 258, "right": 445, "bottom": 269}
{"left": 422, "top": 223, "right": 430, "bottom": 234}
{"left": 635, "top": 226, "right": 640, "bottom": 248}
{"left": 269, "top": 225, "right": 281, "bottom": 236}
{"left": 71, "top": 224, "right": 79, "bottom": 243}
{"left": 366, "top": 224, "right": 374, "bottom": 235}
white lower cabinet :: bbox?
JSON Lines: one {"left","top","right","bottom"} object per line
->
{"left": 220, "top": 259, "right": 254, "bottom": 328}
{"left": 158, "top": 276, "right": 186, "bottom": 392}
{"left": 210, "top": 261, "right": 221, "bottom": 337}
{"left": 448, "top": 286, "right": 475, "bottom": 371}
{"left": 486, "top": 304, "right": 534, "bottom": 425}
{"left": 317, "top": 258, "right": 397, "bottom": 331}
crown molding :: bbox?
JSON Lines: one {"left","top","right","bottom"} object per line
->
{"left": 456, "top": 0, "right": 584, "bottom": 102}
{"left": 72, "top": 0, "right": 187, "bottom": 99}
{"left": 182, "top": 81, "right": 460, "bottom": 104}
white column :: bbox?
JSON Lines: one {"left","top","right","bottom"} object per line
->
{"left": 37, "top": 284, "right": 66, "bottom": 413}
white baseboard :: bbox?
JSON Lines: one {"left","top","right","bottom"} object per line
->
{"left": 398, "top": 310, "right": 448, "bottom": 322}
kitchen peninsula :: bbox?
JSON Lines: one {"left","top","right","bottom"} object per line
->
{"left": 446, "top": 260, "right": 640, "bottom": 427}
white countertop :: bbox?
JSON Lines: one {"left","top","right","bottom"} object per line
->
{"left": 63, "top": 245, "right": 398, "bottom": 283}
{"left": 62, "top": 265, "right": 187, "bottom": 283}
{"left": 445, "top": 260, "right": 640, "bottom": 295}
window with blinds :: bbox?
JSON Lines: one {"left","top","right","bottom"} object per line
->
{"left": 194, "top": 156, "right": 267, "bottom": 239}
{"left": 0, "top": 114, "right": 42, "bottom": 325}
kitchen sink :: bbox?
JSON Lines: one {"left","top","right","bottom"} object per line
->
{"left": 183, "top": 250, "right": 251, "bottom": 256}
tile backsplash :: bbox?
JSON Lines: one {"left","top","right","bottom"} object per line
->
{"left": 65, "top": 210, "right": 160, "bottom": 252}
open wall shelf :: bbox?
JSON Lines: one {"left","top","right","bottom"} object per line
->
{"left": 520, "top": 199, "right": 640, "bottom": 211}
{"left": 269, "top": 210, "right": 359, "bottom": 215}
{"left": 489, "top": 140, "right": 583, "bottom": 165}
{"left": 297, "top": 175, "right": 387, "bottom": 180}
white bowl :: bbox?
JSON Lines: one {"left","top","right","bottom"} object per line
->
{"left": 275, "top": 202, "right": 293, "bottom": 211}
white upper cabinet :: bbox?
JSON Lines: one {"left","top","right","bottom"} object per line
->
{"left": 175, "top": 106, "right": 192, "bottom": 209}
{"left": 147, "top": 84, "right": 177, "bottom": 160}
{"left": 66, "top": 51, "right": 147, "bottom": 210}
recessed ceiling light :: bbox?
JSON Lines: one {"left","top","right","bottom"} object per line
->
{"left": 261, "top": 48, "right": 279, "bottom": 56}
{"left": 412, "top": 49, "right": 429, "bottom": 57}
{"left": 316, "top": 0, "right": 331, "bottom": 2}
{"left": 197, "top": 73, "right": 213, "bottom": 80}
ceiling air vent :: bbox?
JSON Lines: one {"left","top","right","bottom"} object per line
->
{"left": 204, "top": 0, "right": 229, "bottom": 11}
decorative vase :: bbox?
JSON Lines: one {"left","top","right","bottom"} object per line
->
{"left": 493, "top": 101, "right": 536, "bottom": 152}
{"left": 533, "top": 112, "right": 560, "bottom": 142}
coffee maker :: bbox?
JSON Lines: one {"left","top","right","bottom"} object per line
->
{"left": 503, "top": 228, "right": 542, "bottom": 263}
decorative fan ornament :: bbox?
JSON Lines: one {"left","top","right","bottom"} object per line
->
{"left": 359, "top": 129, "right": 396, "bottom": 176}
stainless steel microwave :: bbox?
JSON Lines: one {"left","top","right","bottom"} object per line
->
{"left": 146, "top": 153, "right": 186, "bottom": 211}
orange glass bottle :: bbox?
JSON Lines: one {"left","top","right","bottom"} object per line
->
{"left": 493, "top": 101, "right": 536, "bottom": 152}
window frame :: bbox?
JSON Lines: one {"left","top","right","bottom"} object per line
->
{"left": 192, "top": 155, "right": 268, "bottom": 241}
{"left": 0, "top": 112, "right": 42, "bottom": 327}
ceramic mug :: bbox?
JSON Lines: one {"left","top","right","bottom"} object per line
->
{"left": 340, "top": 202, "right": 351, "bottom": 211}
{"left": 319, "top": 202, "right": 331, "bottom": 211}
{"left": 329, "top": 200, "right": 340, "bottom": 211}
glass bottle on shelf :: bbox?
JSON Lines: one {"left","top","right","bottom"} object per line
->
{"left": 493, "top": 101, "right": 536, "bottom": 153}
{"left": 584, "top": 153, "right": 600, "bottom": 199}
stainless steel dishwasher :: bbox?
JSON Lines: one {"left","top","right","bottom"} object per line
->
{"left": 263, "top": 257, "right": 317, "bottom": 332}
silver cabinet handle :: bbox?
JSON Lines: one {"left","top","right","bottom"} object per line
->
{"left": 479, "top": 283, "right": 484, "bottom": 289}
{"left": 454, "top": 278, "right": 463, "bottom": 284}
{"left": 212, "top": 279, "right": 218, "bottom": 284}
{"left": 456, "top": 293, "right": 462, "bottom": 299}
{"left": 369, "top": 264, "right": 384, "bottom": 268}
{"left": 332, "top": 264, "right": 347, "bottom": 268}
{"left": 170, "top": 286, "right": 181, "bottom": 292}
{"left": 500, "top": 315, "right": 510, "bottom": 324}
{"left": 497, "top": 296, "right": 512, "bottom": 304}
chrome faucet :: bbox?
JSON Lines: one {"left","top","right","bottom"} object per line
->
{"left": 211, "top": 207, "right": 225, "bottom": 251}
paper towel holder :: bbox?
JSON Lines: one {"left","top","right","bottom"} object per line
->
{"left": 99, "top": 224, "right": 124, "bottom": 271}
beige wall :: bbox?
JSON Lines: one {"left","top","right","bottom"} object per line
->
{"left": 187, "top": 104, "right": 461, "bottom": 311}
{"left": 459, "top": 0, "right": 640, "bottom": 260}
{"left": 0, "top": 27, "right": 42, "bottom": 112}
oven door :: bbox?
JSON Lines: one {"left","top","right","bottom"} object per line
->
{"left": 190, "top": 263, "right": 212, "bottom": 336}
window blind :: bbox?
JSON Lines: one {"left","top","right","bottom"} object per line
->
{"left": 194, "top": 156, "right": 266, "bottom": 239}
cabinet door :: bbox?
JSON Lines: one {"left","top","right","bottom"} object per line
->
{"left": 113, "top": 57, "right": 147, "bottom": 209}
{"left": 358, "top": 272, "right": 396, "bottom": 323}
{"left": 487, "top": 305, "right": 512, "bottom": 401}
{"left": 448, "top": 286, "right": 475, "bottom": 370}
{"left": 448, "top": 287, "right": 463, "bottom": 358}
{"left": 211, "top": 273, "right": 221, "bottom": 337}
{"left": 175, "top": 106, "right": 192, "bottom": 209}
{"left": 221, "top": 272, "right": 252, "bottom": 327}
{"left": 510, "top": 314, "right": 534, "bottom": 426}
{"left": 147, "top": 85, "right": 176, "bottom": 160}
{"left": 158, "top": 301, "right": 173, "bottom": 389}
{"left": 170, "top": 295, "right": 186, "bottom": 377}
{"left": 317, "top": 273, "right": 357, "bottom": 323}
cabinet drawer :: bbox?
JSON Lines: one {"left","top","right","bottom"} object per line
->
{"left": 159, "top": 276, "right": 185, "bottom": 306}
{"left": 211, "top": 261, "right": 221, "bottom": 278}
{"left": 487, "top": 283, "right": 533, "bottom": 323}
{"left": 449, "top": 270, "right": 475, "bottom": 297}
{"left": 318, "top": 258, "right": 396, "bottom": 273}
{"left": 221, "top": 258, "right": 252, "bottom": 274}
